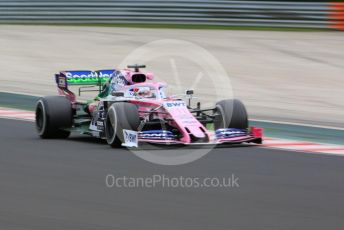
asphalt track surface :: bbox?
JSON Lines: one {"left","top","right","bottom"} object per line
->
{"left": 1, "top": 118, "right": 344, "bottom": 230}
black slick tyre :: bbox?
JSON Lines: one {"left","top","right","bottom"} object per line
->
{"left": 214, "top": 99, "right": 248, "bottom": 130}
{"left": 105, "top": 102, "right": 140, "bottom": 147}
{"left": 35, "top": 96, "right": 73, "bottom": 138}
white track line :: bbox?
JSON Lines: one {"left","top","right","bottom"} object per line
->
{"left": 251, "top": 118, "right": 344, "bottom": 131}
{"left": 0, "top": 107, "right": 35, "bottom": 121}
{"left": 263, "top": 138, "right": 344, "bottom": 155}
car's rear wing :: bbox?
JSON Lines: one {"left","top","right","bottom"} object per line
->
{"left": 55, "top": 69, "right": 116, "bottom": 89}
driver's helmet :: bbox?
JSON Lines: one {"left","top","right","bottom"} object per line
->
{"left": 132, "top": 87, "right": 154, "bottom": 98}
{"left": 138, "top": 89, "right": 152, "bottom": 98}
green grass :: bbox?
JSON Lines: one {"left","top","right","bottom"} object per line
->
{"left": 0, "top": 92, "right": 38, "bottom": 111}
{"left": 0, "top": 22, "right": 336, "bottom": 32}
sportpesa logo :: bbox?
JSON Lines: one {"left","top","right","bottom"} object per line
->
{"left": 64, "top": 70, "right": 114, "bottom": 84}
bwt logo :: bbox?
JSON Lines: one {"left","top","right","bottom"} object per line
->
{"left": 165, "top": 102, "right": 186, "bottom": 108}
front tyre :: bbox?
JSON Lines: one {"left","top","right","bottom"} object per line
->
{"left": 35, "top": 96, "right": 73, "bottom": 138}
{"left": 214, "top": 99, "right": 248, "bottom": 130}
{"left": 105, "top": 102, "right": 140, "bottom": 147}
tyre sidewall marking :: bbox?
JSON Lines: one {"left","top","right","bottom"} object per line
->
{"left": 36, "top": 99, "right": 47, "bottom": 136}
{"left": 107, "top": 105, "right": 118, "bottom": 144}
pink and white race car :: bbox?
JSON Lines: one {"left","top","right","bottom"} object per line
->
{"left": 35, "top": 65, "right": 263, "bottom": 147}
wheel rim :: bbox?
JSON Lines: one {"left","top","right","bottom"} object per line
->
{"left": 214, "top": 105, "right": 226, "bottom": 130}
{"left": 106, "top": 117, "right": 114, "bottom": 142}
{"left": 36, "top": 107, "right": 43, "bottom": 131}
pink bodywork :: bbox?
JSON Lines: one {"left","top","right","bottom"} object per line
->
{"left": 129, "top": 101, "right": 210, "bottom": 144}
{"left": 120, "top": 69, "right": 154, "bottom": 84}
{"left": 123, "top": 82, "right": 262, "bottom": 145}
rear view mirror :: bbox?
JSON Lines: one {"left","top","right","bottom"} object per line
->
{"left": 146, "top": 72, "right": 154, "bottom": 80}
{"left": 185, "top": 89, "right": 194, "bottom": 95}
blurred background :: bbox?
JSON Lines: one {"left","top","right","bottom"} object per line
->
{"left": 0, "top": 0, "right": 343, "bottom": 29}
{"left": 1, "top": 0, "right": 343, "bottom": 127}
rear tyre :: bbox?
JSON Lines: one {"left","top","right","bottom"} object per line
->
{"left": 35, "top": 96, "right": 73, "bottom": 139}
{"left": 105, "top": 102, "right": 140, "bottom": 147}
{"left": 214, "top": 99, "right": 248, "bottom": 130}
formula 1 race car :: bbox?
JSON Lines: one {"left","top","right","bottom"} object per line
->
{"left": 35, "top": 65, "right": 263, "bottom": 147}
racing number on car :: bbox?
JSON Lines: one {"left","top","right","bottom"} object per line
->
{"left": 58, "top": 76, "right": 67, "bottom": 88}
{"left": 122, "top": 129, "right": 138, "bottom": 147}
{"left": 126, "top": 132, "right": 136, "bottom": 142}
